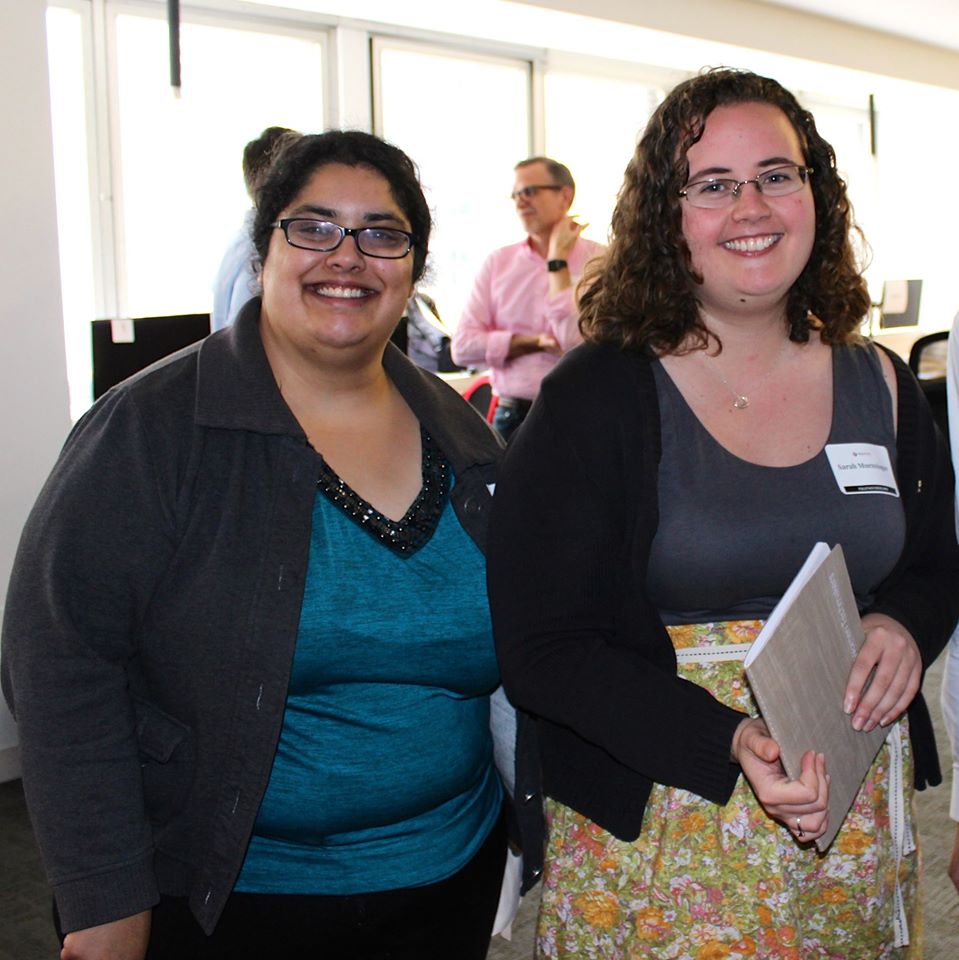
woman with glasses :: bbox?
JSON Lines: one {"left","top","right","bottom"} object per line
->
{"left": 2, "top": 131, "right": 517, "bottom": 959}
{"left": 488, "top": 68, "right": 959, "bottom": 958}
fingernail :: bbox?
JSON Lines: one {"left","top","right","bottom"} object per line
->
{"left": 852, "top": 715, "right": 863, "bottom": 731}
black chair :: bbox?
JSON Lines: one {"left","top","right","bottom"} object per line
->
{"left": 908, "top": 331, "right": 949, "bottom": 437}
{"left": 92, "top": 313, "right": 211, "bottom": 399}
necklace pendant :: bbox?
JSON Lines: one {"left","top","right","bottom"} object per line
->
{"left": 733, "top": 395, "right": 750, "bottom": 410}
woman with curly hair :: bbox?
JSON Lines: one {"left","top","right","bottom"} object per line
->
{"left": 488, "top": 68, "right": 959, "bottom": 958}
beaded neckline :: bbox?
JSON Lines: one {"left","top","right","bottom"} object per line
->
{"left": 315, "top": 428, "right": 451, "bottom": 558}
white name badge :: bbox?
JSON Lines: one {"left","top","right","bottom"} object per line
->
{"left": 824, "top": 443, "right": 900, "bottom": 497}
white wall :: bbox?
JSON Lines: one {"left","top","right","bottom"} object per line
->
{"left": 513, "top": 0, "right": 959, "bottom": 91}
{"left": 0, "top": 0, "right": 72, "bottom": 781}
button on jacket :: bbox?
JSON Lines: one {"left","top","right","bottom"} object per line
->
{"left": 1, "top": 298, "right": 508, "bottom": 935}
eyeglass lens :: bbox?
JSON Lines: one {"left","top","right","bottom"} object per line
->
{"left": 510, "top": 184, "right": 561, "bottom": 201}
{"left": 282, "top": 219, "right": 411, "bottom": 257}
{"left": 682, "top": 164, "right": 810, "bottom": 208}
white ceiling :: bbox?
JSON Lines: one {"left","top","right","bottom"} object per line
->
{"left": 756, "top": 0, "right": 959, "bottom": 54}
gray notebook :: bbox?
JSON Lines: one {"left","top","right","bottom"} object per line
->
{"left": 743, "top": 542, "right": 887, "bottom": 851}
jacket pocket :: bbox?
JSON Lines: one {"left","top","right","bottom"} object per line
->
{"left": 134, "top": 697, "right": 195, "bottom": 827}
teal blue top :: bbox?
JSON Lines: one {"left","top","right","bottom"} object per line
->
{"left": 235, "top": 478, "right": 502, "bottom": 894}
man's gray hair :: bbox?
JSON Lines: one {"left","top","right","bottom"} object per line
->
{"left": 515, "top": 156, "right": 575, "bottom": 196}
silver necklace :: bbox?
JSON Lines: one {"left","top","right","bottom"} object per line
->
{"left": 703, "top": 342, "right": 786, "bottom": 411}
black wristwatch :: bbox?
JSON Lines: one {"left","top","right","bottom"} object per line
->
{"left": 546, "top": 259, "right": 568, "bottom": 272}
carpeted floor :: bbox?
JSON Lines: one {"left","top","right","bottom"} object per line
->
{"left": 2, "top": 658, "right": 957, "bottom": 959}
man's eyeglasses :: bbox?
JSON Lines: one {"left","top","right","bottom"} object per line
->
{"left": 510, "top": 184, "right": 563, "bottom": 202}
{"left": 679, "top": 164, "right": 813, "bottom": 209}
{"left": 271, "top": 218, "right": 414, "bottom": 259}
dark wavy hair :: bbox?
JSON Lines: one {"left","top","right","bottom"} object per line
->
{"left": 253, "top": 130, "right": 432, "bottom": 284}
{"left": 579, "top": 68, "right": 870, "bottom": 354}
{"left": 242, "top": 126, "right": 301, "bottom": 200}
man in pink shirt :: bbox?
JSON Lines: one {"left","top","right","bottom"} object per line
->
{"left": 451, "top": 157, "right": 605, "bottom": 440}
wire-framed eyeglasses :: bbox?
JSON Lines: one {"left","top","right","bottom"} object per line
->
{"left": 679, "top": 164, "right": 813, "bottom": 209}
{"left": 271, "top": 218, "right": 414, "bottom": 259}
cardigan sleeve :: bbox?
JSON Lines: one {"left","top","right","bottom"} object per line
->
{"left": 0, "top": 390, "right": 180, "bottom": 932}
{"left": 487, "top": 346, "right": 745, "bottom": 807}
{"left": 867, "top": 348, "right": 959, "bottom": 666}
{"left": 866, "top": 347, "right": 959, "bottom": 789}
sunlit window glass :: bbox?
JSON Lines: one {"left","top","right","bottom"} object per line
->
{"left": 801, "top": 98, "right": 876, "bottom": 306}
{"left": 46, "top": 5, "right": 97, "bottom": 420}
{"left": 545, "top": 70, "right": 663, "bottom": 247}
{"left": 113, "top": 13, "right": 325, "bottom": 319}
{"left": 375, "top": 41, "right": 530, "bottom": 326}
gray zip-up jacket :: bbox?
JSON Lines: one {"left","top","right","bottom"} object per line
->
{"left": 1, "top": 299, "right": 509, "bottom": 935}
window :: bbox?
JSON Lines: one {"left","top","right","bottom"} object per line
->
{"left": 112, "top": 11, "right": 326, "bottom": 318}
{"left": 47, "top": 2, "right": 327, "bottom": 414}
{"left": 47, "top": 3, "right": 98, "bottom": 419}
{"left": 799, "top": 96, "right": 877, "bottom": 307}
{"left": 544, "top": 68, "right": 665, "bottom": 247}
{"left": 374, "top": 38, "right": 531, "bottom": 325}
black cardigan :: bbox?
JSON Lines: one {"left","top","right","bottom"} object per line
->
{"left": 488, "top": 340, "right": 959, "bottom": 891}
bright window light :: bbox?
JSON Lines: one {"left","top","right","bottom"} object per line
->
{"left": 375, "top": 41, "right": 531, "bottom": 326}
{"left": 46, "top": 4, "right": 97, "bottom": 420}
{"left": 113, "top": 13, "right": 325, "bottom": 318}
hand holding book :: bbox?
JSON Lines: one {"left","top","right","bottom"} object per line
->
{"left": 845, "top": 612, "right": 921, "bottom": 733}
{"left": 742, "top": 543, "right": 915, "bottom": 851}
{"left": 732, "top": 718, "right": 830, "bottom": 843}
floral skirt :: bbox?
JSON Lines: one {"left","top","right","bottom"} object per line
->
{"left": 535, "top": 621, "right": 921, "bottom": 959}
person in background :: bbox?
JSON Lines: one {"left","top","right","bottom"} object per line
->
{"left": 210, "top": 125, "right": 301, "bottom": 331}
{"left": 2, "top": 130, "right": 518, "bottom": 960}
{"left": 940, "top": 309, "right": 959, "bottom": 896}
{"left": 488, "top": 68, "right": 959, "bottom": 958}
{"left": 450, "top": 156, "right": 604, "bottom": 441}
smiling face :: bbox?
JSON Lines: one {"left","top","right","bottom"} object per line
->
{"left": 681, "top": 101, "right": 815, "bottom": 325}
{"left": 259, "top": 163, "right": 414, "bottom": 366}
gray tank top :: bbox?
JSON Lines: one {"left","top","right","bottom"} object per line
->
{"left": 648, "top": 342, "right": 906, "bottom": 625}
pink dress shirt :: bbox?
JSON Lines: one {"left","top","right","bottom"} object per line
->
{"left": 451, "top": 236, "right": 605, "bottom": 401}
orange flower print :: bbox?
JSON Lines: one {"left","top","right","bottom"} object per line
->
{"left": 821, "top": 886, "right": 847, "bottom": 904}
{"left": 695, "top": 941, "right": 732, "bottom": 960}
{"left": 777, "top": 925, "right": 798, "bottom": 945}
{"left": 575, "top": 891, "right": 620, "bottom": 929}
{"left": 679, "top": 811, "right": 708, "bottom": 835}
{"left": 729, "top": 621, "right": 760, "bottom": 641}
{"left": 732, "top": 935, "right": 757, "bottom": 955}
{"left": 634, "top": 905, "right": 668, "bottom": 941}
{"left": 672, "top": 625, "right": 700, "bottom": 649}
{"left": 756, "top": 904, "right": 773, "bottom": 927}
{"left": 837, "top": 829, "right": 872, "bottom": 855}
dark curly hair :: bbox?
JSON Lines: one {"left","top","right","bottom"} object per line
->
{"left": 253, "top": 130, "right": 432, "bottom": 285}
{"left": 579, "top": 67, "right": 870, "bottom": 354}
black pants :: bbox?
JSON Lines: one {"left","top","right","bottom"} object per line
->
{"left": 491, "top": 397, "right": 533, "bottom": 443}
{"left": 59, "top": 813, "right": 506, "bottom": 960}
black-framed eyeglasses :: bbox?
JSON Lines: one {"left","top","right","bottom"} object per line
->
{"left": 510, "top": 184, "right": 563, "bottom": 202}
{"left": 679, "top": 164, "right": 814, "bottom": 209}
{"left": 271, "top": 218, "right": 415, "bottom": 259}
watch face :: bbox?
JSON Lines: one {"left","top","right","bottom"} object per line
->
{"left": 547, "top": 259, "right": 568, "bottom": 272}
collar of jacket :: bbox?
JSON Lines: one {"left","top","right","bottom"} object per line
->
{"left": 194, "top": 297, "right": 503, "bottom": 478}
